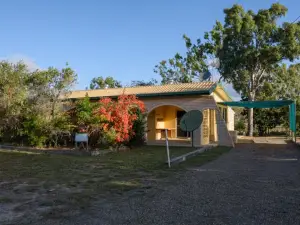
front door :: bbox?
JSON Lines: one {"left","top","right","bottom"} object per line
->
{"left": 176, "top": 110, "right": 188, "bottom": 138}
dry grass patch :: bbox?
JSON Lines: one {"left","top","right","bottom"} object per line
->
{"left": 0, "top": 145, "right": 230, "bottom": 223}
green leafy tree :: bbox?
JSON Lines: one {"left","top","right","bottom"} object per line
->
{"left": 89, "top": 76, "right": 122, "bottom": 89}
{"left": 242, "top": 64, "right": 300, "bottom": 136}
{"left": 24, "top": 64, "right": 77, "bottom": 146}
{"left": 253, "top": 83, "right": 284, "bottom": 136}
{"left": 32, "top": 64, "right": 77, "bottom": 118}
{"left": 128, "top": 108, "right": 147, "bottom": 146}
{"left": 130, "top": 78, "right": 158, "bottom": 87}
{"left": 203, "top": 3, "right": 300, "bottom": 136}
{"left": 74, "top": 94, "right": 103, "bottom": 146}
{"left": 272, "top": 63, "right": 300, "bottom": 133}
{"left": 235, "top": 119, "right": 246, "bottom": 134}
{"left": 241, "top": 82, "right": 284, "bottom": 136}
{"left": 154, "top": 35, "right": 208, "bottom": 84}
{"left": 272, "top": 63, "right": 300, "bottom": 102}
{"left": 254, "top": 108, "right": 285, "bottom": 136}
{"left": 0, "top": 61, "right": 30, "bottom": 141}
{"left": 75, "top": 94, "right": 95, "bottom": 127}
{"left": 0, "top": 61, "right": 77, "bottom": 147}
{"left": 75, "top": 94, "right": 101, "bottom": 132}
{"left": 156, "top": 4, "right": 300, "bottom": 136}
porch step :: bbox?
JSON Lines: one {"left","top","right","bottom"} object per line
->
{"left": 167, "top": 145, "right": 216, "bottom": 164}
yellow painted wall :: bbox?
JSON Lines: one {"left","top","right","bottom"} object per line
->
{"left": 201, "top": 109, "right": 210, "bottom": 145}
{"left": 164, "top": 106, "right": 176, "bottom": 129}
{"left": 210, "top": 109, "right": 218, "bottom": 142}
{"left": 147, "top": 105, "right": 183, "bottom": 140}
{"left": 148, "top": 104, "right": 222, "bottom": 143}
{"left": 143, "top": 95, "right": 233, "bottom": 147}
{"left": 212, "top": 92, "right": 235, "bottom": 131}
{"left": 227, "top": 107, "right": 235, "bottom": 131}
{"left": 212, "top": 92, "right": 224, "bottom": 103}
{"left": 154, "top": 105, "right": 178, "bottom": 129}
{"left": 212, "top": 86, "right": 232, "bottom": 102}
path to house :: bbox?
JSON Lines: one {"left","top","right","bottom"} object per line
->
{"left": 51, "top": 139, "right": 300, "bottom": 225}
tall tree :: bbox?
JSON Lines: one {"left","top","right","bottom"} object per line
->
{"left": 242, "top": 63, "right": 300, "bottom": 135}
{"left": 272, "top": 63, "right": 300, "bottom": 132}
{"left": 24, "top": 64, "right": 77, "bottom": 146}
{"left": 0, "top": 61, "right": 30, "bottom": 140}
{"left": 203, "top": 3, "right": 300, "bottom": 136}
{"left": 89, "top": 76, "right": 122, "bottom": 89}
{"left": 29, "top": 63, "right": 77, "bottom": 118}
{"left": 155, "top": 4, "right": 300, "bottom": 136}
{"left": 0, "top": 61, "right": 77, "bottom": 146}
{"left": 272, "top": 63, "right": 300, "bottom": 101}
{"left": 154, "top": 35, "right": 209, "bottom": 84}
{"left": 130, "top": 78, "right": 158, "bottom": 87}
{"left": 250, "top": 82, "right": 285, "bottom": 136}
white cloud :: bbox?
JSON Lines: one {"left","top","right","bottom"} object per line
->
{"left": 0, "top": 54, "right": 40, "bottom": 71}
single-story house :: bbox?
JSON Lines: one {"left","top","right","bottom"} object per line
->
{"left": 68, "top": 82, "right": 235, "bottom": 147}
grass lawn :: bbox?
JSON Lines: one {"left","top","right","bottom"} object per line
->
{"left": 0, "top": 145, "right": 230, "bottom": 222}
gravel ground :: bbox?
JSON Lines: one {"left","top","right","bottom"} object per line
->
{"left": 40, "top": 141, "right": 300, "bottom": 224}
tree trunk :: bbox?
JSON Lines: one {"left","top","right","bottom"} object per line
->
{"left": 248, "top": 108, "right": 254, "bottom": 136}
{"left": 247, "top": 92, "right": 255, "bottom": 136}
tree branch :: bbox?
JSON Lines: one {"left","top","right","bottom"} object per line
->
{"left": 254, "top": 69, "right": 266, "bottom": 91}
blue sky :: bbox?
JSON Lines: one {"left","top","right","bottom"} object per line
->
{"left": 0, "top": 0, "right": 299, "bottom": 98}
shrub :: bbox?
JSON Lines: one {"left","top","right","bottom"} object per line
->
{"left": 235, "top": 119, "right": 246, "bottom": 135}
{"left": 97, "top": 95, "right": 145, "bottom": 149}
{"left": 0, "top": 62, "right": 77, "bottom": 147}
{"left": 74, "top": 94, "right": 102, "bottom": 147}
{"left": 128, "top": 109, "right": 147, "bottom": 147}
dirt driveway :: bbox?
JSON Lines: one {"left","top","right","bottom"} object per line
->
{"left": 17, "top": 140, "right": 300, "bottom": 225}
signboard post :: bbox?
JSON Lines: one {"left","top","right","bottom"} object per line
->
{"left": 165, "top": 129, "right": 171, "bottom": 168}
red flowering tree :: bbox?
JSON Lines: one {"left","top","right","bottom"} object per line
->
{"left": 98, "top": 95, "right": 145, "bottom": 148}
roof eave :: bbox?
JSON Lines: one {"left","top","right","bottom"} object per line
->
{"left": 215, "top": 83, "right": 233, "bottom": 101}
{"left": 69, "top": 90, "right": 212, "bottom": 101}
{"left": 136, "top": 90, "right": 211, "bottom": 97}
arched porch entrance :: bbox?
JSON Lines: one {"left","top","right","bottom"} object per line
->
{"left": 146, "top": 105, "right": 191, "bottom": 146}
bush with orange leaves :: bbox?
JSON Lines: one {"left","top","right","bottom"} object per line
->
{"left": 98, "top": 95, "right": 145, "bottom": 148}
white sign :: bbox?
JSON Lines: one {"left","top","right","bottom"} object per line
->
{"left": 75, "top": 133, "right": 88, "bottom": 142}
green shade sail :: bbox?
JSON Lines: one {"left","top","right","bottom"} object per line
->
{"left": 219, "top": 100, "right": 296, "bottom": 132}
{"left": 290, "top": 102, "right": 296, "bottom": 132}
{"left": 218, "top": 100, "right": 294, "bottom": 108}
